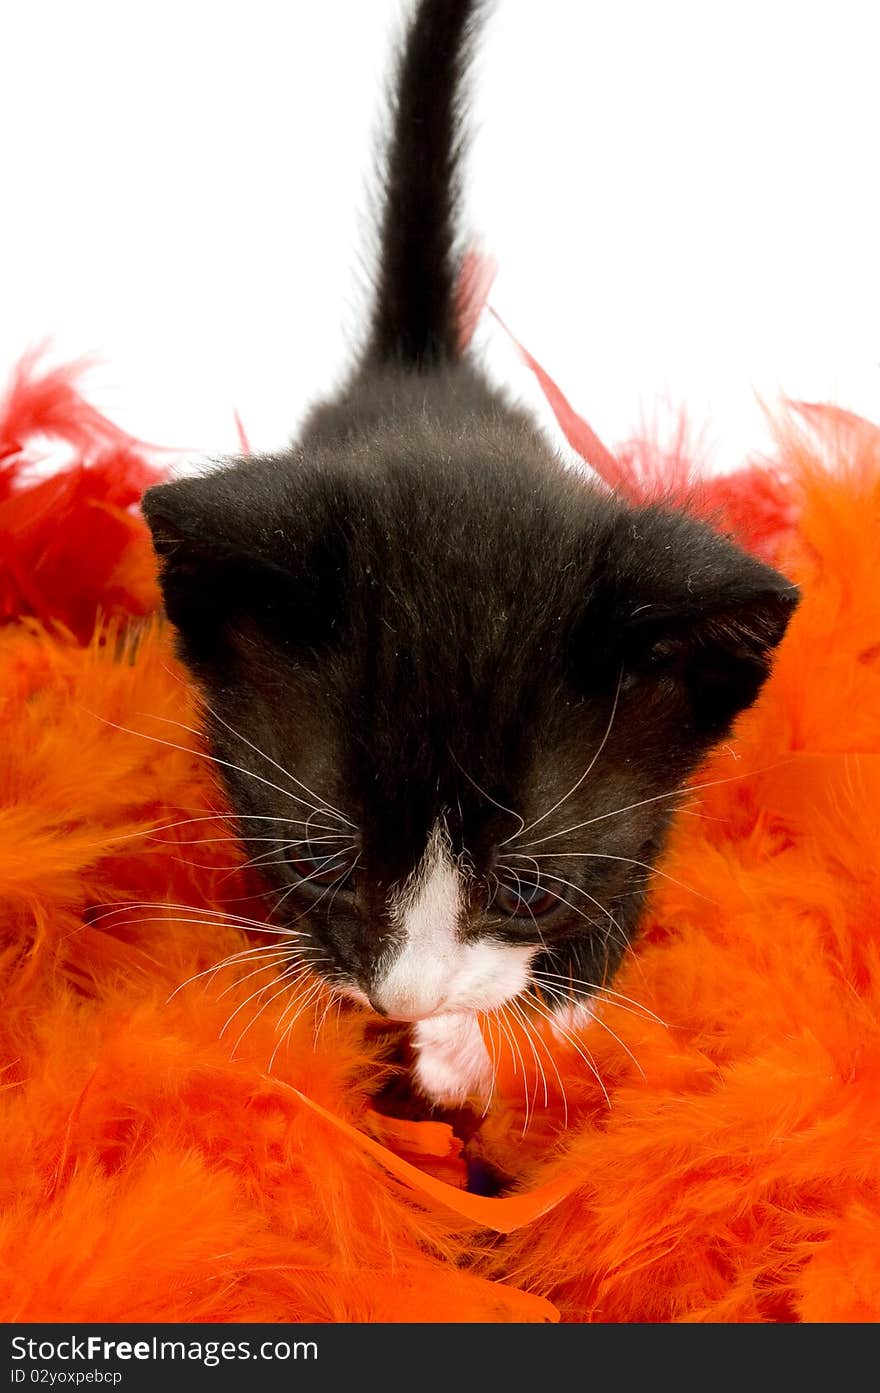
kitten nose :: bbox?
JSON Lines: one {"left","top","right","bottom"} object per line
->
{"left": 368, "top": 987, "right": 446, "bottom": 1022}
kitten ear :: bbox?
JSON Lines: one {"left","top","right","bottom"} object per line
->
{"left": 589, "top": 508, "right": 799, "bottom": 739}
{"left": 142, "top": 477, "right": 341, "bottom": 658}
{"left": 620, "top": 579, "right": 798, "bottom": 738}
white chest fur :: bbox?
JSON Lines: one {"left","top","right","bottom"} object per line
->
{"left": 411, "top": 1011, "right": 493, "bottom": 1106}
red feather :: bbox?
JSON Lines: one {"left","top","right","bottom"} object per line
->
{"left": 0, "top": 354, "right": 164, "bottom": 639}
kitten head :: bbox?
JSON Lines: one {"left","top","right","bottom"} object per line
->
{"left": 142, "top": 398, "right": 798, "bottom": 1024}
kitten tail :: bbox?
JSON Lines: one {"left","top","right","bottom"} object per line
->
{"left": 366, "top": 0, "right": 483, "bottom": 370}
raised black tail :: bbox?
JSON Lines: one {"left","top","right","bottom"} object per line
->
{"left": 366, "top": 0, "right": 482, "bottom": 370}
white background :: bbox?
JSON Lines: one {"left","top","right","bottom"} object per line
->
{"left": 2, "top": 0, "right": 878, "bottom": 473}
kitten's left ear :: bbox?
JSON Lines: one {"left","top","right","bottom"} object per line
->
{"left": 141, "top": 472, "right": 344, "bottom": 661}
{"left": 589, "top": 506, "right": 800, "bottom": 739}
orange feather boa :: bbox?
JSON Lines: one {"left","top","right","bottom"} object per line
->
{"left": 1, "top": 354, "right": 879, "bottom": 1323}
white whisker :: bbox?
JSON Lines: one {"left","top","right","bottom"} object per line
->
{"left": 88, "top": 711, "right": 348, "bottom": 829}
{"left": 449, "top": 749, "right": 525, "bottom": 842}
{"left": 523, "top": 1004, "right": 570, "bottom": 1129}
{"left": 535, "top": 979, "right": 647, "bottom": 1080}
{"left": 314, "top": 981, "right": 343, "bottom": 1041}
{"left": 524, "top": 989, "right": 611, "bottom": 1109}
{"left": 220, "top": 961, "right": 307, "bottom": 1043}
{"left": 226, "top": 958, "right": 328, "bottom": 1056}
{"left": 213, "top": 951, "right": 297, "bottom": 1001}
{"left": 323, "top": 854, "right": 362, "bottom": 922}
{"left": 520, "top": 851, "right": 713, "bottom": 904}
{"left": 496, "top": 861, "right": 551, "bottom": 951}
{"left": 158, "top": 829, "right": 345, "bottom": 848}
{"left": 480, "top": 1012, "right": 499, "bottom": 1116}
{"left": 530, "top": 970, "right": 667, "bottom": 1026}
{"left": 167, "top": 945, "right": 292, "bottom": 1001}
{"left": 500, "top": 855, "right": 629, "bottom": 946}
{"left": 268, "top": 977, "right": 328, "bottom": 1072}
{"left": 88, "top": 900, "right": 306, "bottom": 935}
{"left": 183, "top": 694, "right": 356, "bottom": 829}
{"left": 499, "top": 1002, "right": 531, "bottom": 1137}
{"left": 266, "top": 848, "right": 358, "bottom": 923}
{"left": 496, "top": 875, "right": 598, "bottom": 928}
{"left": 519, "top": 759, "right": 791, "bottom": 850}
{"left": 509, "top": 998, "right": 549, "bottom": 1109}
{"left": 91, "top": 913, "right": 307, "bottom": 942}
{"left": 237, "top": 835, "right": 351, "bottom": 875}
{"left": 502, "top": 668, "right": 623, "bottom": 847}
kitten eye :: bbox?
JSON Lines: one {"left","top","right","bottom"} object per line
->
{"left": 288, "top": 848, "right": 356, "bottom": 889}
{"left": 493, "top": 875, "right": 558, "bottom": 919}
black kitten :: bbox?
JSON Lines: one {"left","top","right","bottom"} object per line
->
{"left": 143, "top": 0, "right": 797, "bottom": 1104}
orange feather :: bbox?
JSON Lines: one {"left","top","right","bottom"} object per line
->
{"left": 1, "top": 356, "right": 879, "bottom": 1321}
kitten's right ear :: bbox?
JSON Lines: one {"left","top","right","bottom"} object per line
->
{"left": 142, "top": 478, "right": 341, "bottom": 658}
{"left": 579, "top": 503, "right": 799, "bottom": 742}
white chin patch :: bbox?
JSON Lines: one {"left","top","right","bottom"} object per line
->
{"left": 368, "top": 822, "right": 534, "bottom": 1103}
{"left": 371, "top": 822, "right": 534, "bottom": 1022}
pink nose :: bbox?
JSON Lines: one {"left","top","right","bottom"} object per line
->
{"left": 368, "top": 988, "right": 446, "bottom": 1021}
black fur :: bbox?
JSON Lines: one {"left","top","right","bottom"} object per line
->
{"left": 367, "top": 0, "right": 478, "bottom": 367}
{"left": 143, "top": 0, "right": 798, "bottom": 1029}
